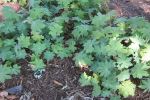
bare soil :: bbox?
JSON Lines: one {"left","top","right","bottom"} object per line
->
{"left": 109, "top": 0, "right": 150, "bottom": 20}
{"left": 0, "top": 58, "right": 93, "bottom": 100}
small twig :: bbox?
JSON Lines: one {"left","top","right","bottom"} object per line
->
{"left": 53, "top": 80, "right": 63, "bottom": 86}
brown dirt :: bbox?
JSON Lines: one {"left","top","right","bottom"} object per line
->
{"left": 109, "top": 0, "right": 150, "bottom": 20}
{"left": 0, "top": 58, "right": 93, "bottom": 100}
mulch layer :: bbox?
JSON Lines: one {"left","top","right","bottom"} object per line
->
{"left": 0, "top": 58, "right": 93, "bottom": 100}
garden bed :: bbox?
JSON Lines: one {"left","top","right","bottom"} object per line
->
{"left": 0, "top": 0, "right": 150, "bottom": 100}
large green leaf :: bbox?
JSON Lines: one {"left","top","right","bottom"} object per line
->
{"left": 92, "top": 61, "right": 114, "bottom": 78}
{"left": 131, "top": 63, "right": 150, "bottom": 79}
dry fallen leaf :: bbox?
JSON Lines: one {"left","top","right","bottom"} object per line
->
{"left": 6, "top": 95, "right": 18, "bottom": 100}
{"left": 0, "top": 91, "right": 8, "bottom": 97}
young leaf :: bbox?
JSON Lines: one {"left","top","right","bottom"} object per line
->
{"left": 92, "top": 30, "right": 105, "bottom": 40}
{"left": 31, "top": 33, "right": 44, "bottom": 42}
{"left": 118, "top": 80, "right": 136, "bottom": 98}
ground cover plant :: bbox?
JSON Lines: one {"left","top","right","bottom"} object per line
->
{"left": 0, "top": 0, "right": 150, "bottom": 99}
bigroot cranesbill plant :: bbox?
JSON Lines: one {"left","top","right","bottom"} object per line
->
{"left": 0, "top": 0, "right": 150, "bottom": 99}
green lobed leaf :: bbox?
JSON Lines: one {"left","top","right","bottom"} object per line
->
{"left": 0, "top": 21, "right": 16, "bottom": 34}
{"left": 139, "top": 78, "right": 150, "bottom": 92}
{"left": 131, "top": 63, "right": 150, "bottom": 79}
{"left": 31, "top": 20, "right": 46, "bottom": 33}
{"left": 52, "top": 42, "right": 70, "bottom": 59}
{"left": 56, "top": 0, "right": 73, "bottom": 8}
{"left": 72, "top": 24, "right": 91, "bottom": 39}
{"left": 29, "top": 7, "right": 51, "bottom": 19}
{"left": 30, "top": 55, "right": 45, "bottom": 71}
{"left": 10, "top": 64, "right": 20, "bottom": 75}
{"left": 83, "top": 39, "right": 96, "bottom": 53}
{"left": 92, "top": 84, "right": 101, "bottom": 97}
{"left": 79, "top": 72, "right": 92, "bottom": 86}
{"left": 102, "top": 73, "right": 119, "bottom": 91}
{"left": 74, "top": 52, "right": 93, "bottom": 67}
{"left": 44, "top": 51, "right": 55, "bottom": 61}
{"left": 117, "top": 70, "right": 130, "bottom": 82}
{"left": 118, "top": 80, "right": 136, "bottom": 98}
{"left": 0, "top": 47, "right": 15, "bottom": 61}
{"left": 116, "top": 55, "right": 132, "bottom": 70}
{"left": 0, "top": 64, "right": 12, "bottom": 83}
{"left": 91, "top": 61, "right": 114, "bottom": 78}
{"left": 48, "top": 22, "right": 63, "bottom": 39}
{"left": 31, "top": 42, "right": 46, "bottom": 55}
{"left": 18, "top": 35, "right": 30, "bottom": 48}
{"left": 110, "top": 95, "right": 121, "bottom": 100}
{"left": 2, "top": 6, "right": 19, "bottom": 21}
{"left": 3, "top": 39, "right": 15, "bottom": 47}
{"left": 14, "top": 46, "right": 27, "bottom": 59}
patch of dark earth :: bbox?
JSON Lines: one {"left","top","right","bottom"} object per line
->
{"left": 109, "top": 0, "right": 150, "bottom": 20}
{"left": 0, "top": 58, "right": 94, "bottom": 100}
